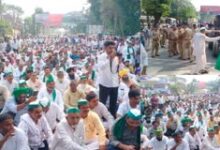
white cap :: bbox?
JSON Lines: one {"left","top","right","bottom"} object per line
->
{"left": 200, "top": 27, "right": 206, "bottom": 31}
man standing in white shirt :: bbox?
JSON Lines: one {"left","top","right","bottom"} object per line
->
{"left": 97, "top": 41, "right": 119, "bottom": 117}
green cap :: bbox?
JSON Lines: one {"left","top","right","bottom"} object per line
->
{"left": 13, "top": 87, "right": 30, "bottom": 98}
{"left": 207, "top": 128, "right": 214, "bottom": 132}
{"left": 28, "top": 101, "right": 41, "bottom": 110}
{"left": 127, "top": 109, "right": 142, "bottom": 120}
{"left": 19, "top": 79, "right": 26, "bottom": 86}
{"left": 66, "top": 107, "right": 80, "bottom": 114}
{"left": 39, "top": 97, "right": 51, "bottom": 108}
{"left": 196, "top": 112, "right": 202, "bottom": 116}
{"left": 155, "top": 128, "right": 163, "bottom": 136}
{"left": 46, "top": 75, "right": 54, "bottom": 84}
{"left": 181, "top": 117, "right": 191, "bottom": 124}
{"left": 77, "top": 99, "right": 89, "bottom": 107}
{"left": 80, "top": 75, "right": 87, "bottom": 80}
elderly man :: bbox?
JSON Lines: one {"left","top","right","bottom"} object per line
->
{"left": 1, "top": 72, "right": 18, "bottom": 93}
{"left": 1, "top": 87, "right": 36, "bottom": 125}
{"left": 109, "top": 109, "right": 142, "bottom": 150}
{"left": 0, "top": 113, "right": 30, "bottom": 150}
{"left": 63, "top": 80, "right": 85, "bottom": 108}
{"left": 18, "top": 101, "right": 53, "bottom": 150}
{"left": 86, "top": 91, "right": 114, "bottom": 131}
{"left": 184, "top": 126, "right": 202, "bottom": 150}
{"left": 51, "top": 107, "right": 89, "bottom": 150}
{"left": 167, "top": 131, "right": 189, "bottom": 150}
{"left": 202, "top": 128, "right": 220, "bottom": 149}
{"left": 38, "top": 76, "right": 64, "bottom": 110}
{"left": 78, "top": 99, "right": 106, "bottom": 150}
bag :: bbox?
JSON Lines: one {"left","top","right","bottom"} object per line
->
{"left": 215, "top": 54, "right": 220, "bottom": 70}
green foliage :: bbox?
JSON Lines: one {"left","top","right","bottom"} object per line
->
{"left": 169, "top": 0, "right": 197, "bottom": 22}
{"left": 89, "top": 0, "right": 140, "bottom": 36}
{"left": 142, "top": 0, "right": 172, "bottom": 25}
{"left": 0, "top": 20, "right": 12, "bottom": 36}
{"left": 185, "top": 79, "right": 198, "bottom": 94}
{"left": 206, "top": 79, "right": 220, "bottom": 93}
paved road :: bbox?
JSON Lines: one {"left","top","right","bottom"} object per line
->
{"left": 147, "top": 47, "right": 219, "bottom": 75}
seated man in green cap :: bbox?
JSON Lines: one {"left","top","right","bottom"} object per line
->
{"left": 109, "top": 109, "right": 142, "bottom": 150}
{"left": 18, "top": 101, "right": 53, "bottom": 150}
{"left": 77, "top": 74, "right": 96, "bottom": 94}
{"left": 202, "top": 128, "right": 220, "bottom": 149}
{"left": 38, "top": 76, "right": 64, "bottom": 111}
{"left": 51, "top": 107, "right": 88, "bottom": 150}
{"left": 78, "top": 99, "right": 106, "bottom": 150}
{"left": 1, "top": 87, "right": 36, "bottom": 125}
{"left": 147, "top": 128, "right": 169, "bottom": 150}
{"left": 39, "top": 97, "right": 64, "bottom": 132}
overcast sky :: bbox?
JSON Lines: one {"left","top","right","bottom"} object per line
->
{"left": 4, "top": 0, "right": 88, "bottom": 17}
{"left": 191, "top": 0, "right": 220, "bottom": 10}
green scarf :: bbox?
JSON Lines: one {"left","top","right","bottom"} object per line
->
{"left": 91, "top": 70, "right": 95, "bottom": 81}
{"left": 51, "top": 89, "right": 56, "bottom": 101}
{"left": 127, "top": 47, "right": 135, "bottom": 60}
{"left": 113, "top": 115, "right": 141, "bottom": 147}
{"left": 215, "top": 54, "right": 220, "bottom": 71}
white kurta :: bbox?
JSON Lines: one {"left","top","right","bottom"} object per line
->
{"left": 18, "top": 113, "right": 53, "bottom": 149}
{"left": 167, "top": 139, "right": 190, "bottom": 150}
{"left": 0, "top": 127, "right": 30, "bottom": 150}
{"left": 148, "top": 136, "right": 169, "bottom": 150}
{"left": 51, "top": 119, "right": 88, "bottom": 150}
{"left": 184, "top": 132, "right": 202, "bottom": 150}
{"left": 38, "top": 88, "right": 64, "bottom": 111}
{"left": 44, "top": 103, "right": 65, "bottom": 131}
{"left": 192, "top": 33, "right": 220, "bottom": 73}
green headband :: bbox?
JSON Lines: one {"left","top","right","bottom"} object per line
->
{"left": 127, "top": 109, "right": 142, "bottom": 120}
{"left": 66, "top": 107, "right": 80, "bottom": 114}
{"left": 77, "top": 99, "right": 89, "bottom": 106}
{"left": 28, "top": 101, "right": 41, "bottom": 110}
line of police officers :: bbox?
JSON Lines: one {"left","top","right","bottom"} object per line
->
{"left": 149, "top": 24, "right": 198, "bottom": 61}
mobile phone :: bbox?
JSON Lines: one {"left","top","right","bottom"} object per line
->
{"left": 32, "top": 91, "right": 39, "bottom": 97}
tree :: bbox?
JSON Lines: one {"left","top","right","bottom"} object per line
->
{"left": 0, "top": 19, "right": 12, "bottom": 36}
{"left": 142, "top": 0, "right": 172, "bottom": 26}
{"left": 88, "top": 0, "right": 102, "bottom": 24}
{"left": 185, "top": 79, "right": 198, "bottom": 94}
{"left": 170, "top": 0, "right": 197, "bottom": 22}
{"left": 206, "top": 79, "right": 220, "bottom": 93}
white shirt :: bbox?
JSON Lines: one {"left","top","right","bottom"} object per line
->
{"left": 167, "top": 139, "right": 190, "bottom": 150}
{"left": 18, "top": 113, "right": 53, "bottom": 149}
{"left": 92, "top": 102, "right": 114, "bottom": 129}
{"left": 117, "top": 101, "right": 140, "bottom": 117}
{"left": 38, "top": 88, "right": 64, "bottom": 111}
{"left": 0, "top": 127, "right": 30, "bottom": 150}
{"left": 51, "top": 119, "right": 88, "bottom": 150}
{"left": 55, "top": 79, "right": 70, "bottom": 95}
{"left": 184, "top": 132, "right": 202, "bottom": 150}
{"left": 1, "top": 80, "right": 18, "bottom": 93}
{"left": 97, "top": 53, "right": 119, "bottom": 87}
{"left": 148, "top": 136, "right": 169, "bottom": 150}
{"left": 44, "top": 103, "right": 65, "bottom": 130}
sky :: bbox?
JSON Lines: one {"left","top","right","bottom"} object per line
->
{"left": 191, "top": 0, "right": 220, "bottom": 10}
{"left": 4, "top": 0, "right": 89, "bottom": 17}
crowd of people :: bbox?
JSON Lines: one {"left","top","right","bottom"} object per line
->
{"left": 142, "top": 24, "right": 220, "bottom": 74}
{"left": 0, "top": 34, "right": 149, "bottom": 150}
